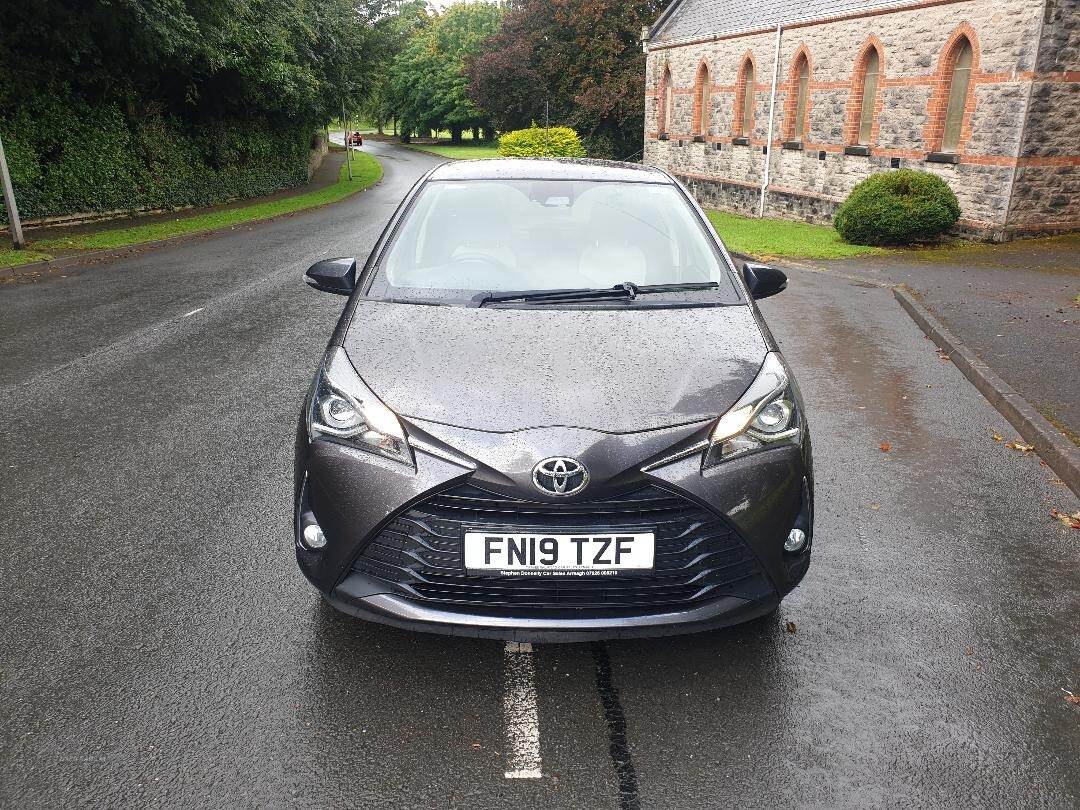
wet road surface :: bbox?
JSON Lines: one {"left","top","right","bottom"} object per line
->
{"left": 1, "top": 141, "right": 1078, "bottom": 808}
{"left": 811, "top": 240, "right": 1080, "bottom": 444}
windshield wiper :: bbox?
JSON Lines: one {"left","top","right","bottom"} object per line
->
{"left": 477, "top": 281, "right": 719, "bottom": 307}
{"left": 478, "top": 285, "right": 632, "bottom": 306}
{"left": 633, "top": 281, "right": 719, "bottom": 295}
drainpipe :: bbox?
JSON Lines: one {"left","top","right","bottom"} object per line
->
{"left": 759, "top": 24, "right": 783, "bottom": 218}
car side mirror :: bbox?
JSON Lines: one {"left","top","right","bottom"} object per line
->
{"left": 743, "top": 262, "right": 787, "bottom": 300}
{"left": 306, "top": 258, "right": 356, "bottom": 296}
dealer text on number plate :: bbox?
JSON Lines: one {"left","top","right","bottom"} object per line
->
{"left": 463, "top": 532, "right": 655, "bottom": 576}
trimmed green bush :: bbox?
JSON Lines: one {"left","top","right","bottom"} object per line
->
{"left": 833, "top": 169, "right": 961, "bottom": 245}
{"left": 497, "top": 124, "right": 587, "bottom": 158}
{"left": 0, "top": 90, "right": 314, "bottom": 225}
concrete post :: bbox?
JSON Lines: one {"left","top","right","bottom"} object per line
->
{"left": 342, "top": 98, "right": 353, "bottom": 181}
{"left": 0, "top": 133, "right": 25, "bottom": 249}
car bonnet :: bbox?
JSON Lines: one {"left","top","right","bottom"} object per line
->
{"left": 341, "top": 300, "right": 768, "bottom": 433}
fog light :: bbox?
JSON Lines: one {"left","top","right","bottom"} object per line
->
{"left": 784, "top": 528, "right": 807, "bottom": 553}
{"left": 302, "top": 523, "right": 327, "bottom": 550}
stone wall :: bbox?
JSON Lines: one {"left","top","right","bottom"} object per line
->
{"left": 1006, "top": 0, "right": 1080, "bottom": 234}
{"left": 643, "top": 0, "right": 1079, "bottom": 240}
{"left": 307, "top": 131, "right": 329, "bottom": 180}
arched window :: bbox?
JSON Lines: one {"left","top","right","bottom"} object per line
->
{"left": 692, "top": 63, "right": 711, "bottom": 136}
{"left": 848, "top": 44, "right": 882, "bottom": 146}
{"left": 793, "top": 58, "right": 810, "bottom": 139}
{"left": 942, "top": 38, "right": 973, "bottom": 152}
{"left": 783, "top": 49, "right": 812, "bottom": 142}
{"left": 659, "top": 67, "right": 673, "bottom": 135}
{"left": 925, "top": 29, "right": 978, "bottom": 154}
{"left": 733, "top": 56, "right": 755, "bottom": 137}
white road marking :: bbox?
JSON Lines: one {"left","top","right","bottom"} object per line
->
{"left": 503, "top": 641, "right": 542, "bottom": 779}
{"left": 181, "top": 308, "right": 203, "bottom": 318}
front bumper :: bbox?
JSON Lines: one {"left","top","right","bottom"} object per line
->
{"left": 295, "top": 417, "right": 812, "bottom": 642}
{"left": 325, "top": 590, "right": 780, "bottom": 642}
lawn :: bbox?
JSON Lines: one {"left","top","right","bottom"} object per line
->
{"left": 3, "top": 151, "right": 382, "bottom": 264}
{"left": 0, "top": 248, "right": 54, "bottom": 268}
{"left": 706, "top": 209, "right": 889, "bottom": 260}
{"left": 404, "top": 142, "right": 501, "bottom": 160}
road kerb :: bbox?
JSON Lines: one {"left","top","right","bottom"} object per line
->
{"left": 894, "top": 286, "right": 1080, "bottom": 496}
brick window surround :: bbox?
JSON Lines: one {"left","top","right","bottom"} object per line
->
{"left": 782, "top": 46, "right": 813, "bottom": 142}
{"left": 732, "top": 53, "right": 757, "bottom": 138}
{"left": 691, "top": 61, "right": 711, "bottom": 137}
{"left": 844, "top": 38, "right": 885, "bottom": 147}
{"left": 923, "top": 24, "right": 980, "bottom": 154}
{"left": 658, "top": 66, "right": 673, "bottom": 135}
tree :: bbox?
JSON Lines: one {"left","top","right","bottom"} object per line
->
{"left": 390, "top": 2, "right": 502, "bottom": 142}
{"left": 359, "top": 0, "right": 430, "bottom": 133}
{"left": 0, "top": 0, "right": 399, "bottom": 221}
{"left": 466, "top": 0, "right": 667, "bottom": 159}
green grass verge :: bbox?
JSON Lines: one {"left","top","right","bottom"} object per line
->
{"left": 0, "top": 248, "right": 54, "bottom": 267}
{"left": 706, "top": 209, "right": 889, "bottom": 260}
{"left": 404, "top": 143, "right": 501, "bottom": 160}
{"left": 26, "top": 152, "right": 381, "bottom": 256}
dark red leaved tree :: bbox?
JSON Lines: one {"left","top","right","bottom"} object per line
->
{"left": 466, "top": 0, "right": 668, "bottom": 159}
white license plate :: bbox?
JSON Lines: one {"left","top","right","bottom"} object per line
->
{"left": 463, "top": 531, "right": 655, "bottom": 576}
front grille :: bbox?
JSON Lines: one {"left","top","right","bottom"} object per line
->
{"left": 349, "top": 482, "right": 773, "bottom": 617}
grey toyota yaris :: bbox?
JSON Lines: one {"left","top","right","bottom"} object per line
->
{"left": 295, "top": 159, "right": 813, "bottom": 641}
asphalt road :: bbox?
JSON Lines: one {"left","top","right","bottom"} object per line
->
{"left": 1, "top": 141, "right": 1078, "bottom": 808}
{"left": 815, "top": 242, "right": 1080, "bottom": 444}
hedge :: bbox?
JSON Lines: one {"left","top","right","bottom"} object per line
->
{"left": 833, "top": 169, "right": 961, "bottom": 246}
{"left": 0, "top": 91, "right": 315, "bottom": 225}
{"left": 497, "top": 124, "right": 587, "bottom": 158}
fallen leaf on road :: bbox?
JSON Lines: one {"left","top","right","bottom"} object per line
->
{"left": 1064, "top": 690, "right": 1080, "bottom": 706}
{"left": 879, "top": 441, "right": 892, "bottom": 452}
{"left": 869, "top": 503, "right": 881, "bottom": 510}
{"left": 1005, "top": 441, "right": 1035, "bottom": 452}
{"left": 1050, "top": 509, "right": 1080, "bottom": 530}
{"left": 936, "top": 348, "right": 952, "bottom": 362}
{"left": 785, "top": 621, "right": 797, "bottom": 634}
{"left": 990, "top": 432, "right": 1004, "bottom": 442}
{"left": 964, "top": 647, "right": 974, "bottom": 656}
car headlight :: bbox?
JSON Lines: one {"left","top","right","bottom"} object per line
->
{"left": 308, "top": 347, "right": 414, "bottom": 466}
{"left": 704, "top": 352, "right": 801, "bottom": 468}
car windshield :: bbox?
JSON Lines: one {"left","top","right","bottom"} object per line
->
{"left": 368, "top": 178, "right": 741, "bottom": 305}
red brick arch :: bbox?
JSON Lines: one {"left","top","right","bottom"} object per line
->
{"left": 923, "top": 23, "right": 981, "bottom": 153}
{"left": 691, "top": 60, "right": 712, "bottom": 136}
{"left": 781, "top": 45, "right": 813, "bottom": 141}
{"left": 658, "top": 64, "right": 673, "bottom": 135}
{"left": 732, "top": 51, "right": 758, "bottom": 137}
{"left": 844, "top": 36, "right": 886, "bottom": 146}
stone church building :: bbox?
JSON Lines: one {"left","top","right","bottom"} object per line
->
{"left": 642, "top": 0, "right": 1078, "bottom": 240}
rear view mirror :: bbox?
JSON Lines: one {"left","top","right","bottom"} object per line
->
{"left": 742, "top": 262, "right": 787, "bottom": 300}
{"left": 306, "top": 258, "right": 356, "bottom": 296}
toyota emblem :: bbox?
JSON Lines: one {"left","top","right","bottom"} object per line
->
{"left": 532, "top": 457, "right": 589, "bottom": 496}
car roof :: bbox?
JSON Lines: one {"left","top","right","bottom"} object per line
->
{"left": 427, "top": 158, "right": 673, "bottom": 184}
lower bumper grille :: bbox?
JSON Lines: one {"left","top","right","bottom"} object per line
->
{"left": 349, "top": 483, "right": 773, "bottom": 617}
